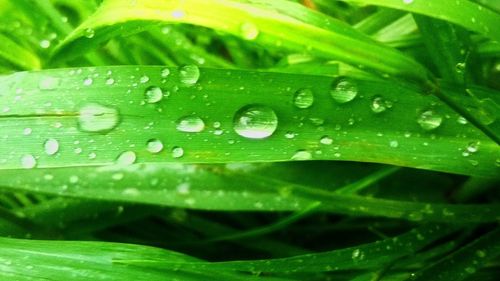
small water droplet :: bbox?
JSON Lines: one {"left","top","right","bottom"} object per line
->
{"left": 293, "top": 88, "right": 314, "bottom": 109}
{"left": 78, "top": 103, "right": 119, "bottom": 133}
{"left": 179, "top": 65, "right": 200, "bottom": 85}
{"left": 23, "top": 128, "right": 32, "bottom": 135}
{"left": 161, "top": 68, "right": 171, "bottom": 78}
{"left": 320, "top": 136, "right": 333, "bottom": 145}
{"left": 351, "top": 249, "right": 364, "bottom": 261}
{"left": 106, "top": 78, "right": 115, "bottom": 85}
{"left": 466, "top": 141, "right": 480, "bottom": 153}
{"left": 139, "top": 75, "right": 150, "bottom": 84}
{"left": 403, "top": 0, "right": 414, "bottom": 4}
{"left": 331, "top": 77, "right": 358, "bottom": 103}
{"left": 233, "top": 105, "right": 278, "bottom": 139}
{"left": 39, "top": 76, "right": 60, "bottom": 90}
{"left": 476, "top": 250, "right": 486, "bottom": 258}
{"left": 83, "top": 77, "right": 93, "bottom": 86}
{"left": 465, "top": 267, "right": 476, "bottom": 274}
{"left": 116, "top": 151, "right": 136, "bottom": 165}
{"left": 285, "top": 131, "right": 296, "bottom": 139}
{"left": 417, "top": 110, "right": 442, "bottom": 130}
{"left": 144, "top": 86, "right": 163, "bottom": 103}
{"left": 240, "top": 22, "right": 259, "bottom": 40}
{"left": 457, "top": 116, "right": 468, "bottom": 124}
{"left": 371, "top": 96, "right": 392, "bottom": 113}
{"left": 146, "top": 139, "right": 164, "bottom": 153}
{"left": 176, "top": 116, "right": 205, "bottom": 133}
{"left": 44, "top": 139, "right": 59, "bottom": 155}
{"left": 84, "top": 28, "right": 95, "bottom": 38}
{"left": 291, "top": 150, "right": 312, "bottom": 160}
{"left": 390, "top": 140, "right": 399, "bottom": 148}
{"left": 21, "top": 154, "right": 37, "bottom": 169}
{"left": 39, "top": 39, "right": 50, "bottom": 49}
{"left": 171, "top": 146, "right": 184, "bottom": 158}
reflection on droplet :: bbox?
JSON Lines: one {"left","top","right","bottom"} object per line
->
{"left": 44, "top": 139, "right": 59, "bottom": 155}
{"left": 78, "top": 103, "right": 119, "bottom": 133}
{"left": 417, "top": 110, "right": 442, "bottom": 130}
{"left": 370, "top": 96, "right": 392, "bottom": 113}
{"left": 233, "top": 104, "right": 278, "bottom": 139}
{"left": 147, "top": 139, "right": 164, "bottom": 153}
{"left": 176, "top": 116, "right": 205, "bottom": 133}
{"left": 330, "top": 77, "right": 358, "bottom": 103}
{"left": 293, "top": 88, "right": 314, "bottom": 109}
{"left": 179, "top": 65, "right": 200, "bottom": 85}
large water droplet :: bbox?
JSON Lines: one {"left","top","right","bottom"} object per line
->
{"left": 176, "top": 116, "right": 205, "bottom": 133}
{"left": 179, "top": 65, "right": 200, "bottom": 85}
{"left": 78, "top": 103, "right": 119, "bottom": 133}
{"left": 240, "top": 22, "right": 259, "bottom": 40}
{"left": 293, "top": 88, "right": 314, "bottom": 109}
{"left": 116, "top": 151, "right": 136, "bottom": 165}
{"left": 466, "top": 141, "right": 480, "bottom": 153}
{"left": 417, "top": 110, "right": 442, "bottom": 130}
{"left": 144, "top": 86, "right": 163, "bottom": 103}
{"left": 147, "top": 139, "right": 164, "bottom": 153}
{"left": 44, "top": 138, "right": 59, "bottom": 155}
{"left": 233, "top": 104, "right": 278, "bottom": 139}
{"left": 331, "top": 77, "right": 358, "bottom": 103}
{"left": 21, "top": 154, "right": 37, "bottom": 169}
{"left": 320, "top": 136, "right": 333, "bottom": 145}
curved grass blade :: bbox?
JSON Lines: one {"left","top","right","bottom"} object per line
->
{"left": 411, "top": 227, "right": 500, "bottom": 281}
{"left": 0, "top": 33, "right": 40, "bottom": 71}
{"left": 1, "top": 163, "right": 499, "bottom": 222}
{"left": 339, "top": 0, "right": 500, "bottom": 42}
{"left": 52, "top": 0, "right": 431, "bottom": 84}
{"left": 0, "top": 66, "right": 498, "bottom": 177}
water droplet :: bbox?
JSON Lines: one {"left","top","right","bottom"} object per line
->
{"left": 176, "top": 116, "right": 205, "bottom": 133}
{"left": 23, "top": 128, "right": 32, "bottom": 135}
{"left": 351, "top": 249, "right": 364, "bottom": 261}
{"left": 403, "top": 0, "right": 414, "bottom": 4}
{"left": 21, "top": 154, "right": 37, "bottom": 169}
{"left": 320, "top": 136, "right": 333, "bottom": 145}
{"left": 44, "top": 139, "right": 59, "bottom": 155}
{"left": 171, "top": 146, "right": 184, "bottom": 158}
{"left": 476, "top": 250, "right": 486, "bottom": 258}
{"left": 146, "top": 139, "right": 164, "bottom": 153}
{"left": 457, "top": 116, "right": 468, "bottom": 124}
{"left": 233, "top": 105, "right": 278, "bottom": 139}
{"left": 465, "top": 267, "right": 476, "bottom": 274}
{"left": 144, "top": 86, "right": 163, "bottom": 103}
{"left": 179, "top": 65, "right": 200, "bottom": 85}
{"left": 240, "top": 22, "right": 259, "bottom": 40}
{"left": 83, "top": 77, "right": 93, "bottom": 86}
{"left": 116, "top": 151, "right": 136, "bottom": 165}
{"left": 78, "top": 103, "right": 119, "bottom": 133}
{"left": 39, "top": 76, "right": 60, "bottom": 90}
{"left": 417, "top": 110, "right": 442, "bottom": 130}
{"left": 370, "top": 96, "right": 392, "bottom": 113}
{"left": 285, "top": 131, "right": 296, "bottom": 139}
{"left": 291, "top": 150, "right": 312, "bottom": 160}
{"left": 105, "top": 78, "right": 115, "bottom": 85}
{"left": 84, "top": 28, "right": 95, "bottom": 38}
{"left": 293, "top": 88, "right": 314, "bottom": 109}
{"left": 466, "top": 141, "right": 480, "bottom": 153}
{"left": 161, "top": 68, "right": 170, "bottom": 78}
{"left": 390, "top": 140, "right": 399, "bottom": 148}
{"left": 39, "top": 39, "right": 50, "bottom": 49}
{"left": 456, "top": 62, "right": 466, "bottom": 73}
{"left": 176, "top": 183, "right": 190, "bottom": 194}
{"left": 139, "top": 75, "right": 150, "bottom": 84}
{"left": 330, "top": 77, "right": 358, "bottom": 103}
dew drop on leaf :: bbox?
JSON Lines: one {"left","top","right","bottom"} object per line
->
{"left": 417, "top": 110, "right": 442, "bottom": 130}
{"left": 146, "top": 139, "right": 164, "bottom": 154}
{"left": 330, "top": 77, "right": 358, "bottom": 103}
{"left": 116, "top": 151, "right": 136, "bottom": 165}
{"left": 233, "top": 104, "right": 278, "bottom": 139}
{"left": 39, "top": 76, "right": 60, "bottom": 90}
{"left": 161, "top": 68, "right": 171, "bottom": 78}
{"left": 139, "top": 75, "right": 150, "bottom": 84}
{"left": 21, "top": 154, "right": 37, "bottom": 169}
{"left": 320, "top": 136, "right": 333, "bottom": 145}
{"left": 291, "top": 150, "right": 312, "bottom": 160}
{"left": 370, "top": 96, "right": 392, "bottom": 113}
{"left": 84, "top": 28, "right": 95, "bottom": 38}
{"left": 240, "top": 22, "right": 259, "bottom": 40}
{"left": 466, "top": 141, "right": 480, "bottom": 153}
{"left": 293, "top": 88, "right": 314, "bottom": 109}
{"left": 44, "top": 138, "right": 59, "bottom": 155}
{"left": 171, "top": 146, "right": 184, "bottom": 158}
{"left": 78, "top": 103, "right": 119, "bottom": 133}
{"left": 144, "top": 86, "right": 163, "bottom": 104}
{"left": 179, "top": 65, "right": 200, "bottom": 85}
{"left": 176, "top": 116, "right": 205, "bottom": 133}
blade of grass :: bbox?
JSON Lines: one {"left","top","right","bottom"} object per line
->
{"left": 339, "top": 0, "right": 500, "bottom": 42}
{"left": 0, "top": 66, "right": 498, "bottom": 176}
{"left": 52, "top": 0, "right": 432, "bottom": 84}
